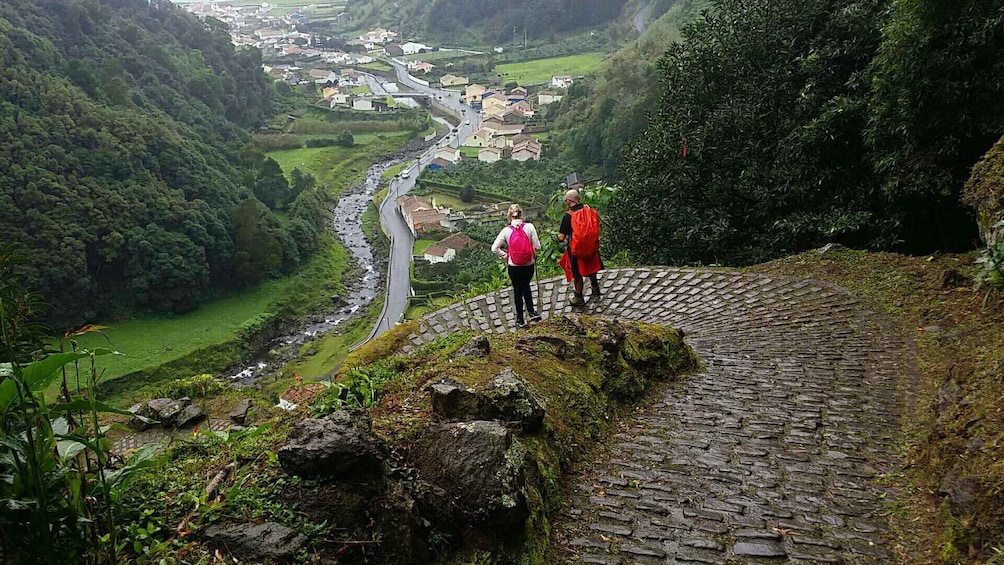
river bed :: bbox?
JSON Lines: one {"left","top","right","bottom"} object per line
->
{"left": 227, "top": 160, "right": 397, "bottom": 385}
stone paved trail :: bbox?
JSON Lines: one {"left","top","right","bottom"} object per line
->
{"left": 407, "top": 267, "right": 910, "bottom": 564}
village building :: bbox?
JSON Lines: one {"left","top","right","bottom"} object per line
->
{"left": 440, "top": 74, "right": 470, "bottom": 87}
{"left": 551, "top": 75, "right": 575, "bottom": 89}
{"left": 434, "top": 147, "right": 461, "bottom": 163}
{"left": 478, "top": 147, "right": 504, "bottom": 163}
{"left": 537, "top": 90, "right": 564, "bottom": 105}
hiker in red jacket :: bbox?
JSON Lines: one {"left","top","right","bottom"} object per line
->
{"left": 558, "top": 189, "right": 603, "bottom": 306}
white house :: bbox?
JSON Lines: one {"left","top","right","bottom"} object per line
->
{"left": 423, "top": 245, "right": 455, "bottom": 263}
{"left": 537, "top": 91, "right": 564, "bottom": 105}
{"left": 478, "top": 147, "right": 503, "bottom": 163}
{"left": 435, "top": 147, "right": 461, "bottom": 163}
{"left": 551, "top": 75, "right": 574, "bottom": 89}
{"left": 352, "top": 97, "right": 374, "bottom": 111}
{"left": 401, "top": 42, "right": 431, "bottom": 55}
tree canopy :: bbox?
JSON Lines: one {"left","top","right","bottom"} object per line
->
{"left": 607, "top": 0, "right": 1002, "bottom": 266}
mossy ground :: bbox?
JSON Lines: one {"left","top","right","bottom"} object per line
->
{"left": 748, "top": 249, "right": 1004, "bottom": 563}
{"left": 115, "top": 316, "right": 695, "bottom": 563}
{"left": 104, "top": 249, "right": 1004, "bottom": 563}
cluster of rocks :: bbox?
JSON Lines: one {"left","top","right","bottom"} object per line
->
{"left": 201, "top": 332, "right": 553, "bottom": 564}
{"left": 202, "top": 322, "right": 690, "bottom": 564}
{"left": 128, "top": 397, "right": 204, "bottom": 430}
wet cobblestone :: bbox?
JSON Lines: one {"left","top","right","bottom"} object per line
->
{"left": 409, "top": 268, "right": 909, "bottom": 564}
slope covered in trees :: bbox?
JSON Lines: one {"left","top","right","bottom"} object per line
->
{"left": 553, "top": 0, "right": 709, "bottom": 180}
{"left": 0, "top": 0, "right": 324, "bottom": 327}
{"left": 608, "top": 0, "right": 1003, "bottom": 266}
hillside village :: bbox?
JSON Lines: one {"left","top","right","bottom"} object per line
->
{"left": 176, "top": 5, "right": 579, "bottom": 263}
{"left": 178, "top": 4, "right": 573, "bottom": 165}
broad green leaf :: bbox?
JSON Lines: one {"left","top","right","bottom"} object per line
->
{"left": 56, "top": 438, "right": 88, "bottom": 461}
{"left": 0, "top": 352, "right": 89, "bottom": 411}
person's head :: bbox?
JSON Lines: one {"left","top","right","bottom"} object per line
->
{"left": 564, "top": 189, "right": 580, "bottom": 207}
{"left": 507, "top": 203, "right": 523, "bottom": 220}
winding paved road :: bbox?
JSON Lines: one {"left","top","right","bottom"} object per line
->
{"left": 365, "top": 61, "right": 481, "bottom": 339}
{"left": 405, "top": 267, "right": 910, "bottom": 564}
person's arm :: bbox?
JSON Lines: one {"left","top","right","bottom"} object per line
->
{"left": 491, "top": 227, "right": 508, "bottom": 259}
{"left": 557, "top": 212, "right": 571, "bottom": 243}
{"left": 528, "top": 223, "right": 541, "bottom": 250}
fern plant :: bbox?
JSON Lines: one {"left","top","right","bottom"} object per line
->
{"left": 975, "top": 220, "right": 1004, "bottom": 293}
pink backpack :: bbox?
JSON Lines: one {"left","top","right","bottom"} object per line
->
{"left": 507, "top": 223, "right": 535, "bottom": 265}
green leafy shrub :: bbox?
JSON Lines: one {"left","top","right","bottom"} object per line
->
{"left": 976, "top": 221, "right": 1004, "bottom": 291}
{"left": 151, "top": 373, "right": 229, "bottom": 399}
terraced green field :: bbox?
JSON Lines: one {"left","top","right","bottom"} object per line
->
{"left": 494, "top": 52, "right": 605, "bottom": 85}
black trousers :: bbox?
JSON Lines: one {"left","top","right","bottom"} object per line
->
{"left": 508, "top": 264, "right": 537, "bottom": 323}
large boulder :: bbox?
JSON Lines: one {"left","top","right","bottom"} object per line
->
{"left": 413, "top": 420, "right": 531, "bottom": 532}
{"left": 278, "top": 410, "right": 387, "bottom": 480}
{"left": 483, "top": 369, "right": 545, "bottom": 433}
{"left": 428, "top": 377, "right": 493, "bottom": 422}
{"left": 229, "top": 398, "right": 253, "bottom": 424}
{"left": 204, "top": 522, "right": 307, "bottom": 562}
{"left": 128, "top": 397, "right": 203, "bottom": 430}
{"left": 454, "top": 335, "right": 491, "bottom": 358}
{"left": 963, "top": 134, "right": 1004, "bottom": 247}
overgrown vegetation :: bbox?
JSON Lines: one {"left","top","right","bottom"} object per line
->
{"left": 611, "top": 0, "right": 1002, "bottom": 266}
{"left": 0, "top": 247, "right": 164, "bottom": 563}
{"left": 0, "top": 0, "right": 295, "bottom": 327}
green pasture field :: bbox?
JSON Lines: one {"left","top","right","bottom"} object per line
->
{"left": 268, "top": 131, "right": 413, "bottom": 192}
{"left": 403, "top": 50, "right": 480, "bottom": 63}
{"left": 65, "top": 284, "right": 282, "bottom": 383}
{"left": 494, "top": 52, "right": 605, "bottom": 85}
{"left": 414, "top": 239, "right": 437, "bottom": 255}
{"left": 65, "top": 237, "right": 349, "bottom": 404}
{"left": 425, "top": 190, "right": 468, "bottom": 210}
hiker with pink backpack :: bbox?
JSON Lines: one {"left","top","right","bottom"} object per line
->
{"left": 491, "top": 204, "right": 542, "bottom": 328}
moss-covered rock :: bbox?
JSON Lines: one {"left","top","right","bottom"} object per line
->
{"left": 963, "top": 134, "right": 1004, "bottom": 246}
{"left": 297, "top": 313, "right": 697, "bottom": 564}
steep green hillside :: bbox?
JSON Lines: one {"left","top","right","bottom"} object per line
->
{"left": 552, "top": 0, "right": 710, "bottom": 179}
{"left": 0, "top": 0, "right": 327, "bottom": 327}
{"left": 344, "top": 0, "right": 630, "bottom": 44}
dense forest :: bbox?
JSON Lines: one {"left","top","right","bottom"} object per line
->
{"left": 553, "top": 0, "right": 1003, "bottom": 266}
{"left": 0, "top": 0, "right": 327, "bottom": 328}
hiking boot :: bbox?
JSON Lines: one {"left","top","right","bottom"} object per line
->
{"left": 569, "top": 294, "right": 585, "bottom": 306}
{"left": 590, "top": 283, "right": 602, "bottom": 296}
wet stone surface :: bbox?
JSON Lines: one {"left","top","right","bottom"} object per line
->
{"left": 409, "top": 268, "right": 909, "bottom": 564}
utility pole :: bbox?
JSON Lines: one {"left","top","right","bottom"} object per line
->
{"left": 524, "top": 28, "right": 527, "bottom": 48}
{"left": 513, "top": 24, "right": 517, "bottom": 46}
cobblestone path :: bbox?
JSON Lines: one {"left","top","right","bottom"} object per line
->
{"left": 406, "top": 267, "right": 910, "bottom": 564}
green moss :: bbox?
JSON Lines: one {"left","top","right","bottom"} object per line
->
{"left": 351, "top": 314, "right": 697, "bottom": 563}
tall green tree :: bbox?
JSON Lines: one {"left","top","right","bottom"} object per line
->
{"left": 866, "top": 0, "right": 1004, "bottom": 251}
{"left": 614, "top": 0, "right": 888, "bottom": 266}
{"left": 232, "top": 200, "right": 284, "bottom": 287}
